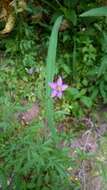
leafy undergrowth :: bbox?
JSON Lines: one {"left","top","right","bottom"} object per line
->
{"left": 0, "top": 67, "right": 107, "bottom": 190}
{"left": 0, "top": 54, "right": 107, "bottom": 190}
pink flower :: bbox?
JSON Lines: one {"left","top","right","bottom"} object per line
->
{"left": 49, "top": 77, "right": 68, "bottom": 99}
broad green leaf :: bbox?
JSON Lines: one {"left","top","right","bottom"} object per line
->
{"left": 65, "top": 10, "right": 77, "bottom": 26}
{"left": 81, "top": 96, "right": 92, "bottom": 108}
{"left": 68, "top": 87, "right": 79, "bottom": 98}
{"left": 98, "top": 55, "right": 107, "bottom": 77}
{"left": 80, "top": 7, "right": 107, "bottom": 17}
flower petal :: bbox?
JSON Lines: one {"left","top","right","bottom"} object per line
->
{"left": 62, "top": 84, "right": 68, "bottom": 91}
{"left": 49, "top": 82, "right": 57, "bottom": 89}
{"left": 51, "top": 90, "right": 57, "bottom": 97}
{"left": 57, "top": 77, "right": 63, "bottom": 86}
{"left": 57, "top": 91, "right": 63, "bottom": 99}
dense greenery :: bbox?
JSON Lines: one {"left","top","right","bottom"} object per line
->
{"left": 0, "top": 0, "right": 107, "bottom": 189}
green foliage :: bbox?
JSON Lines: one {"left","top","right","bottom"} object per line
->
{"left": 97, "top": 32, "right": 107, "bottom": 102}
{"left": 2, "top": 20, "right": 36, "bottom": 70}
{"left": 66, "top": 87, "right": 92, "bottom": 117}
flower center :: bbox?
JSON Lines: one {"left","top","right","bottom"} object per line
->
{"left": 56, "top": 85, "right": 62, "bottom": 92}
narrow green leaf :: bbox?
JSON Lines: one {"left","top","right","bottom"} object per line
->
{"left": 80, "top": 7, "right": 107, "bottom": 17}
{"left": 99, "top": 81, "right": 107, "bottom": 103}
{"left": 72, "top": 36, "right": 77, "bottom": 81}
{"left": 91, "top": 88, "right": 98, "bottom": 100}
{"left": 0, "top": 170, "right": 7, "bottom": 190}
{"left": 45, "top": 16, "right": 63, "bottom": 137}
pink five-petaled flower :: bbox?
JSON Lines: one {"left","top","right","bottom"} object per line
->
{"left": 49, "top": 77, "right": 68, "bottom": 99}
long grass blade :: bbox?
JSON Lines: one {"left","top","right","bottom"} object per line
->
{"left": 45, "top": 16, "right": 63, "bottom": 138}
{"left": 80, "top": 6, "right": 107, "bottom": 17}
